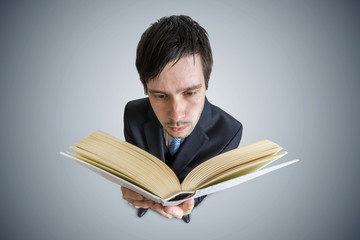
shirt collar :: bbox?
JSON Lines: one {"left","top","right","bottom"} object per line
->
{"left": 163, "top": 129, "right": 184, "bottom": 147}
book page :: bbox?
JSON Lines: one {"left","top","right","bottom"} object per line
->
{"left": 71, "top": 131, "right": 181, "bottom": 199}
{"left": 195, "top": 151, "right": 287, "bottom": 189}
{"left": 182, "top": 139, "right": 284, "bottom": 190}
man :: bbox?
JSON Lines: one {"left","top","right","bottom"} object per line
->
{"left": 121, "top": 15, "right": 242, "bottom": 223}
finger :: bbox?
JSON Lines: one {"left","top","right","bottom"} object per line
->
{"left": 164, "top": 206, "right": 183, "bottom": 219}
{"left": 121, "top": 187, "right": 133, "bottom": 200}
{"left": 182, "top": 199, "right": 195, "bottom": 215}
{"left": 151, "top": 204, "right": 173, "bottom": 219}
{"left": 165, "top": 199, "right": 195, "bottom": 218}
{"left": 122, "top": 187, "right": 143, "bottom": 201}
{"left": 131, "top": 200, "right": 155, "bottom": 209}
{"left": 121, "top": 187, "right": 144, "bottom": 201}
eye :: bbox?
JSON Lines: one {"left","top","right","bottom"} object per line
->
{"left": 184, "top": 91, "right": 197, "bottom": 97}
{"left": 154, "top": 94, "right": 166, "bottom": 99}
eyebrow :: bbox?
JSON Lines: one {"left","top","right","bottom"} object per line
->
{"left": 148, "top": 84, "right": 203, "bottom": 94}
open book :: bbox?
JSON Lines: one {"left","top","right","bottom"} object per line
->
{"left": 60, "top": 130, "right": 298, "bottom": 206}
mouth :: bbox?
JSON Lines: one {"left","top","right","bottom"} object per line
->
{"left": 165, "top": 121, "right": 191, "bottom": 135}
{"left": 168, "top": 126, "right": 188, "bottom": 133}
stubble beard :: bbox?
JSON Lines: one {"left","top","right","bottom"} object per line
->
{"left": 164, "top": 121, "right": 193, "bottom": 138}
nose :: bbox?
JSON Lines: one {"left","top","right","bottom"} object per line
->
{"left": 168, "top": 97, "right": 185, "bottom": 121}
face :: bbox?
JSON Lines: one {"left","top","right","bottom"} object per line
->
{"left": 147, "top": 54, "right": 206, "bottom": 138}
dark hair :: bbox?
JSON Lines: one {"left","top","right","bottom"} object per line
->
{"left": 136, "top": 15, "right": 213, "bottom": 93}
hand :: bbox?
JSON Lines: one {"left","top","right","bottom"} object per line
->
{"left": 121, "top": 186, "right": 155, "bottom": 209}
{"left": 121, "top": 187, "right": 195, "bottom": 219}
{"left": 151, "top": 199, "right": 195, "bottom": 219}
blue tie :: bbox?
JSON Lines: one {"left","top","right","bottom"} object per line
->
{"left": 169, "top": 138, "right": 182, "bottom": 156}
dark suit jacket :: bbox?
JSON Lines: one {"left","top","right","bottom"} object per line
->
{"left": 123, "top": 97, "right": 242, "bottom": 206}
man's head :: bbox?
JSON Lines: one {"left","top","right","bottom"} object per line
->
{"left": 136, "top": 15, "right": 212, "bottom": 138}
{"left": 136, "top": 15, "right": 213, "bottom": 93}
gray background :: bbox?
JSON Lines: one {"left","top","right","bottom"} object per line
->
{"left": 1, "top": 0, "right": 359, "bottom": 239}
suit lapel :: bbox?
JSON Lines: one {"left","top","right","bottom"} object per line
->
{"left": 170, "top": 126, "right": 209, "bottom": 176}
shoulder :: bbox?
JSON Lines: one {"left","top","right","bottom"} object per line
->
{"left": 124, "top": 97, "right": 155, "bottom": 125}
{"left": 123, "top": 97, "right": 157, "bottom": 145}
{"left": 124, "top": 97, "right": 157, "bottom": 120}
{"left": 124, "top": 97, "right": 151, "bottom": 115}
{"left": 209, "top": 102, "right": 242, "bottom": 130}
{"left": 201, "top": 99, "right": 242, "bottom": 134}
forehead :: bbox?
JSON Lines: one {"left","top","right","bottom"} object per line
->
{"left": 148, "top": 55, "right": 204, "bottom": 91}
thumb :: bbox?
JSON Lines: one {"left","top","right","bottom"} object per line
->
{"left": 182, "top": 199, "right": 195, "bottom": 213}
